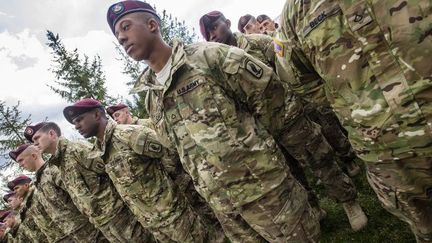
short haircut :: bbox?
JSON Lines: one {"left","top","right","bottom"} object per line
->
{"left": 139, "top": 11, "right": 161, "bottom": 27}
{"left": 39, "top": 122, "right": 62, "bottom": 137}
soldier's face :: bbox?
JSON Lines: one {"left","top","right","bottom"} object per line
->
{"left": 33, "top": 130, "right": 55, "bottom": 153}
{"left": 72, "top": 111, "right": 99, "bottom": 138}
{"left": 8, "top": 196, "right": 22, "bottom": 210}
{"left": 13, "top": 184, "right": 29, "bottom": 198}
{"left": 115, "top": 12, "right": 158, "bottom": 61}
{"left": 16, "top": 153, "right": 37, "bottom": 172}
{"left": 243, "top": 19, "right": 260, "bottom": 34}
{"left": 208, "top": 19, "right": 232, "bottom": 44}
{"left": 112, "top": 108, "right": 131, "bottom": 124}
{"left": 4, "top": 216, "right": 16, "bottom": 228}
{"left": 259, "top": 19, "right": 276, "bottom": 34}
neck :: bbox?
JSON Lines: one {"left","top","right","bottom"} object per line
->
{"left": 48, "top": 139, "right": 58, "bottom": 155}
{"left": 227, "top": 33, "right": 237, "bottom": 46}
{"left": 97, "top": 119, "right": 108, "bottom": 143}
{"left": 146, "top": 40, "right": 172, "bottom": 73}
{"left": 34, "top": 158, "right": 45, "bottom": 171}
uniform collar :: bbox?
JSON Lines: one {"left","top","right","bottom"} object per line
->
{"left": 88, "top": 119, "right": 116, "bottom": 159}
{"left": 234, "top": 32, "right": 250, "bottom": 52}
{"left": 130, "top": 39, "right": 187, "bottom": 95}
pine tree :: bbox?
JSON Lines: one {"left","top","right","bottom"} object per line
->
{"left": 114, "top": 9, "right": 197, "bottom": 118}
{"left": 0, "top": 101, "right": 31, "bottom": 169}
{"left": 46, "top": 30, "right": 118, "bottom": 106}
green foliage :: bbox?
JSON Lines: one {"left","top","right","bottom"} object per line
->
{"left": 46, "top": 30, "right": 118, "bottom": 106}
{"left": 0, "top": 101, "right": 31, "bottom": 169}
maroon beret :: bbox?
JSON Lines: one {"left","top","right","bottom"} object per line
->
{"left": 24, "top": 122, "right": 47, "bottom": 142}
{"left": 107, "top": 0, "right": 160, "bottom": 34}
{"left": 7, "top": 175, "right": 31, "bottom": 191}
{"left": 238, "top": 14, "right": 254, "bottom": 33}
{"left": 256, "top": 14, "right": 271, "bottom": 24}
{"left": 3, "top": 192, "right": 15, "bottom": 203}
{"left": 199, "top": 11, "right": 225, "bottom": 41}
{"left": 106, "top": 103, "right": 128, "bottom": 117}
{"left": 0, "top": 210, "right": 9, "bottom": 222}
{"left": 9, "top": 144, "right": 31, "bottom": 161}
{"left": 63, "top": 98, "right": 103, "bottom": 124}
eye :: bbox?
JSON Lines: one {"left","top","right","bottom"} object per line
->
{"left": 122, "top": 24, "right": 130, "bottom": 31}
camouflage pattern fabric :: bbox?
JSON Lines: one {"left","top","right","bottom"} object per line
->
{"left": 10, "top": 186, "right": 48, "bottom": 243}
{"left": 88, "top": 120, "right": 223, "bottom": 243}
{"left": 132, "top": 39, "right": 318, "bottom": 242}
{"left": 33, "top": 162, "right": 101, "bottom": 242}
{"left": 48, "top": 137, "right": 155, "bottom": 243}
{"left": 280, "top": 0, "right": 432, "bottom": 241}
{"left": 234, "top": 29, "right": 357, "bottom": 203}
{"left": 234, "top": 32, "right": 276, "bottom": 68}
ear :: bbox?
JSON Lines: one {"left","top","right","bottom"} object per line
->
{"left": 148, "top": 18, "right": 159, "bottom": 32}
{"left": 226, "top": 19, "right": 231, "bottom": 29}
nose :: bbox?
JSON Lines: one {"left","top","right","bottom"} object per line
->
{"left": 74, "top": 122, "right": 80, "bottom": 130}
{"left": 209, "top": 31, "right": 217, "bottom": 42}
{"left": 117, "top": 31, "right": 127, "bottom": 46}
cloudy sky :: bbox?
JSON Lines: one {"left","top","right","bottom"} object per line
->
{"left": 0, "top": 0, "right": 284, "bottom": 139}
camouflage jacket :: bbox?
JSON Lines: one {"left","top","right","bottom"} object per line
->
{"left": 48, "top": 137, "right": 125, "bottom": 227}
{"left": 234, "top": 32, "right": 275, "bottom": 68}
{"left": 280, "top": 0, "right": 432, "bottom": 162}
{"left": 274, "top": 30, "right": 327, "bottom": 105}
{"left": 9, "top": 185, "right": 48, "bottom": 243}
{"left": 34, "top": 161, "right": 100, "bottom": 242}
{"left": 88, "top": 120, "right": 212, "bottom": 242}
{"left": 131, "top": 40, "right": 306, "bottom": 218}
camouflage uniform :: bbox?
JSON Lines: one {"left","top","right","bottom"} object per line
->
{"left": 8, "top": 185, "right": 49, "bottom": 243}
{"left": 274, "top": 28, "right": 359, "bottom": 170}
{"left": 132, "top": 40, "right": 320, "bottom": 243}
{"left": 33, "top": 162, "right": 103, "bottom": 242}
{"left": 88, "top": 119, "right": 224, "bottom": 243}
{"left": 48, "top": 137, "right": 155, "bottom": 243}
{"left": 235, "top": 31, "right": 357, "bottom": 204}
{"left": 131, "top": 117, "right": 224, "bottom": 234}
{"left": 280, "top": 0, "right": 432, "bottom": 241}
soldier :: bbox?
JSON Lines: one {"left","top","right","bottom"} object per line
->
{"left": 109, "top": 1, "right": 319, "bottom": 242}
{"left": 200, "top": 10, "right": 367, "bottom": 231}
{"left": 237, "top": 14, "right": 261, "bottom": 34}
{"left": 279, "top": 0, "right": 432, "bottom": 242}
{"left": 106, "top": 103, "right": 148, "bottom": 125}
{"left": 13, "top": 133, "right": 105, "bottom": 243}
{"left": 6, "top": 175, "right": 31, "bottom": 199}
{"left": 256, "top": 14, "right": 278, "bottom": 36}
{"left": 31, "top": 121, "right": 155, "bottom": 242}
{"left": 3, "top": 192, "right": 21, "bottom": 211}
{"left": 4, "top": 174, "right": 48, "bottom": 243}
{"left": 106, "top": 103, "right": 224, "bottom": 233}
{"left": 64, "top": 98, "right": 225, "bottom": 243}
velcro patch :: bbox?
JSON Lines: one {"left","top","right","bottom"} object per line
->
{"left": 273, "top": 38, "right": 284, "bottom": 57}
{"left": 303, "top": 5, "right": 341, "bottom": 37}
{"left": 245, "top": 59, "right": 263, "bottom": 79}
{"left": 147, "top": 142, "right": 162, "bottom": 153}
{"left": 176, "top": 79, "right": 203, "bottom": 96}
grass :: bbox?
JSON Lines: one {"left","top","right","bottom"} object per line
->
{"left": 310, "top": 160, "right": 416, "bottom": 243}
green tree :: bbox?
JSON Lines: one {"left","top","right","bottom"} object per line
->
{"left": 46, "top": 30, "right": 118, "bottom": 106}
{"left": 0, "top": 101, "right": 31, "bottom": 169}
{"left": 114, "top": 9, "right": 197, "bottom": 118}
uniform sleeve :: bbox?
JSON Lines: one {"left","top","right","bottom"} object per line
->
{"left": 126, "top": 125, "right": 165, "bottom": 158}
{"left": 209, "top": 45, "right": 335, "bottom": 166}
{"left": 211, "top": 45, "right": 304, "bottom": 135}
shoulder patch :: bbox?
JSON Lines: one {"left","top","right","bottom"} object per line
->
{"left": 245, "top": 59, "right": 263, "bottom": 79}
{"left": 273, "top": 38, "right": 284, "bottom": 57}
{"left": 147, "top": 142, "right": 162, "bottom": 153}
